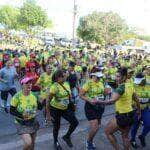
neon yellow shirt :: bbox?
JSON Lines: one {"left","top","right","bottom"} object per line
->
{"left": 75, "top": 65, "right": 82, "bottom": 73}
{"left": 134, "top": 84, "right": 150, "bottom": 110}
{"left": 19, "top": 55, "right": 28, "bottom": 68}
{"left": 11, "top": 91, "right": 38, "bottom": 121}
{"left": 50, "top": 82, "right": 71, "bottom": 110}
{"left": 82, "top": 79, "right": 104, "bottom": 101}
{"left": 37, "top": 72, "right": 52, "bottom": 99}
{"left": 115, "top": 83, "right": 134, "bottom": 113}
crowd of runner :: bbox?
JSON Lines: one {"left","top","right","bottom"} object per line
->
{"left": 0, "top": 46, "right": 149, "bottom": 150}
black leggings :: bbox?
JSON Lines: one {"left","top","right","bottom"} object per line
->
{"left": 50, "top": 106, "right": 79, "bottom": 143}
{"left": 1, "top": 88, "right": 17, "bottom": 102}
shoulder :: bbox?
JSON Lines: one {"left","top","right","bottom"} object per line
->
{"left": 0, "top": 67, "right": 5, "bottom": 72}
{"left": 12, "top": 91, "right": 22, "bottom": 101}
{"left": 98, "top": 81, "right": 104, "bottom": 88}
{"left": 30, "top": 92, "right": 38, "bottom": 101}
{"left": 115, "top": 84, "right": 125, "bottom": 95}
{"left": 50, "top": 82, "right": 58, "bottom": 92}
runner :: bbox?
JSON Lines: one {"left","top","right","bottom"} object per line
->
{"left": 10, "top": 77, "right": 44, "bottom": 150}
{"left": 67, "top": 61, "right": 80, "bottom": 110}
{"left": 130, "top": 73, "right": 150, "bottom": 148}
{"left": 92, "top": 67, "right": 141, "bottom": 150}
{"left": 80, "top": 68, "right": 105, "bottom": 150}
{"left": 0, "top": 60, "right": 17, "bottom": 112}
{"left": 36, "top": 64, "right": 53, "bottom": 122}
{"left": 46, "top": 69, "right": 79, "bottom": 150}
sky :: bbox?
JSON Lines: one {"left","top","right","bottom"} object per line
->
{"left": 0, "top": 0, "right": 150, "bottom": 37}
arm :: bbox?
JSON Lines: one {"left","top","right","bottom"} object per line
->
{"left": 93, "top": 84, "right": 125, "bottom": 105}
{"left": 132, "top": 92, "right": 141, "bottom": 116}
{"left": 92, "top": 92, "right": 121, "bottom": 105}
{"left": 37, "top": 100, "right": 44, "bottom": 110}
{"left": 101, "top": 92, "right": 121, "bottom": 105}
{"left": 0, "top": 77, "right": 7, "bottom": 83}
{"left": 79, "top": 89, "right": 95, "bottom": 104}
{"left": 0, "top": 70, "right": 7, "bottom": 83}
{"left": 10, "top": 106, "right": 23, "bottom": 119}
{"left": 46, "top": 93, "right": 54, "bottom": 121}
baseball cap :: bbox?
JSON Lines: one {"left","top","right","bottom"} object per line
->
{"left": 134, "top": 73, "right": 145, "bottom": 84}
{"left": 91, "top": 72, "right": 103, "bottom": 78}
{"left": 30, "top": 53, "right": 36, "bottom": 58}
{"left": 20, "top": 77, "right": 33, "bottom": 85}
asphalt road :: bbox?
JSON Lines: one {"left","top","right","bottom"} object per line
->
{"left": 0, "top": 81, "right": 149, "bottom": 150}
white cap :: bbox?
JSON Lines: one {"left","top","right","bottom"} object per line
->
{"left": 90, "top": 72, "right": 103, "bottom": 78}
{"left": 134, "top": 77, "right": 145, "bottom": 84}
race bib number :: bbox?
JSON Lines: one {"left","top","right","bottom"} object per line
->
{"left": 96, "top": 94, "right": 105, "bottom": 101}
{"left": 139, "top": 98, "right": 149, "bottom": 104}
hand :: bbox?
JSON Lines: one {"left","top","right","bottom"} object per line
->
{"left": 90, "top": 98, "right": 99, "bottom": 105}
{"left": 2, "top": 79, "right": 8, "bottom": 83}
{"left": 92, "top": 99, "right": 106, "bottom": 105}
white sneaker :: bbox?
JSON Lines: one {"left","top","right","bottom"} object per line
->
{"left": 0, "top": 100, "right": 4, "bottom": 108}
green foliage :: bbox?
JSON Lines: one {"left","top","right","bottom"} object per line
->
{"left": 19, "top": 0, "right": 51, "bottom": 31}
{"left": 0, "top": 0, "right": 52, "bottom": 32}
{"left": 137, "top": 35, "right": 150, "bottom": 42}
{"left": 77, "top": 11, "right": 128, "bottom": 45}
{"left": 0, "top": 5, "right": 20, "bottom": 30}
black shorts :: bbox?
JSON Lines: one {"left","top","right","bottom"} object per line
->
{"left": 116, "top": 111, "right": 134, "bottom": 128}
{"left": 84, "top": 102, "right": 105, "bottom": 121}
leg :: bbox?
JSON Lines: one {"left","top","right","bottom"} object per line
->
{"left": 21, "top": 134, "right": 32, "bottom": 150}
{"left": 9, "top": 88, "right": 17, "bottom": 97}
{"left": 88, "top": 119, "right": 100, "bottom": 142}
{"left": 139, "top": 108, "right": 150, "bottom": 147}
{"left": 50, "top": 107, "right": 61, "bottom": 143}
{"left": 130, "top": 112, "right": 141, "bottom": 141}
{"left": 1, "top": 90, "right": 8, "bottom": 112}
{"left": 31, "top": 132, "right": 37, "bottom": 150}
{"left": 104, "top": 118, "right": 120, "bottom": 150}
{"left": 62, "top": 109, "right": 79, "bottom": 138}
{"left": 120, "top": 127, "right": 131, "bottom": 150}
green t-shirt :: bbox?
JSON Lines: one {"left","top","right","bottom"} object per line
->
{"left": 134, "top": 84, "right": 150, "bottom": 110}
{"left": 50, "top": 82, "right": 71, "bottom": 110}
{"left": 11, "top": 91, "right": 38, "bottom": 121}
{"left": 115, "top": 83, "right": 133, "bottom": 113}
{"left": 82, "top": 79, "right": 104, "bottom": 101}
{"left": 37, "top": 72, "right": 52, "bottom": 90}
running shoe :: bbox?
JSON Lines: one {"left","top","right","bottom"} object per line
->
{"left": 86, "top": 141, "right": 96, "bottom": 150}
{"left": 54, "top": 141, "right": 63, "bottom": 150}
{"left": 62, "top": 135, "right": 73, "bottom": 147}
{"left": 130, "top": 140, "right": 138, "bottom": 149}
{"left": 138, "top": 135, "right": 146, "bottom": 147}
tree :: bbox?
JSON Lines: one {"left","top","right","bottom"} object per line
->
{"left": 137, "top": 35, "right": 150, "bottom": 42}
{"left": 0, "top": 5, "right": 20, "bottom": 30}
{"left": 19, "top": 0, "right": 52, "bottom": 32}
{"left": 77, "top": 11, "right": 128, "bottom": 45}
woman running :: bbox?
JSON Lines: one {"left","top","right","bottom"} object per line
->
{"left": 46, "top": 69, "right": 78, "bottom": 150}
{"left": 10, "top": 77, "right": 44, "bottom": 150}
{"left": 130, "top": 73, "right": 150, "bottom": 148}
{"left": 80, "top": 69, "right": 105, "bottom": 150}
{"left": 0, "top": 60, "right": 18, "bottom": 113}
{"left": 92, "top": 67, "right": 141, "bottom": 150}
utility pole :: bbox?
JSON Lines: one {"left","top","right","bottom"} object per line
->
{"left": 72, "top": 0, "right": 77, "bottom": 49}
